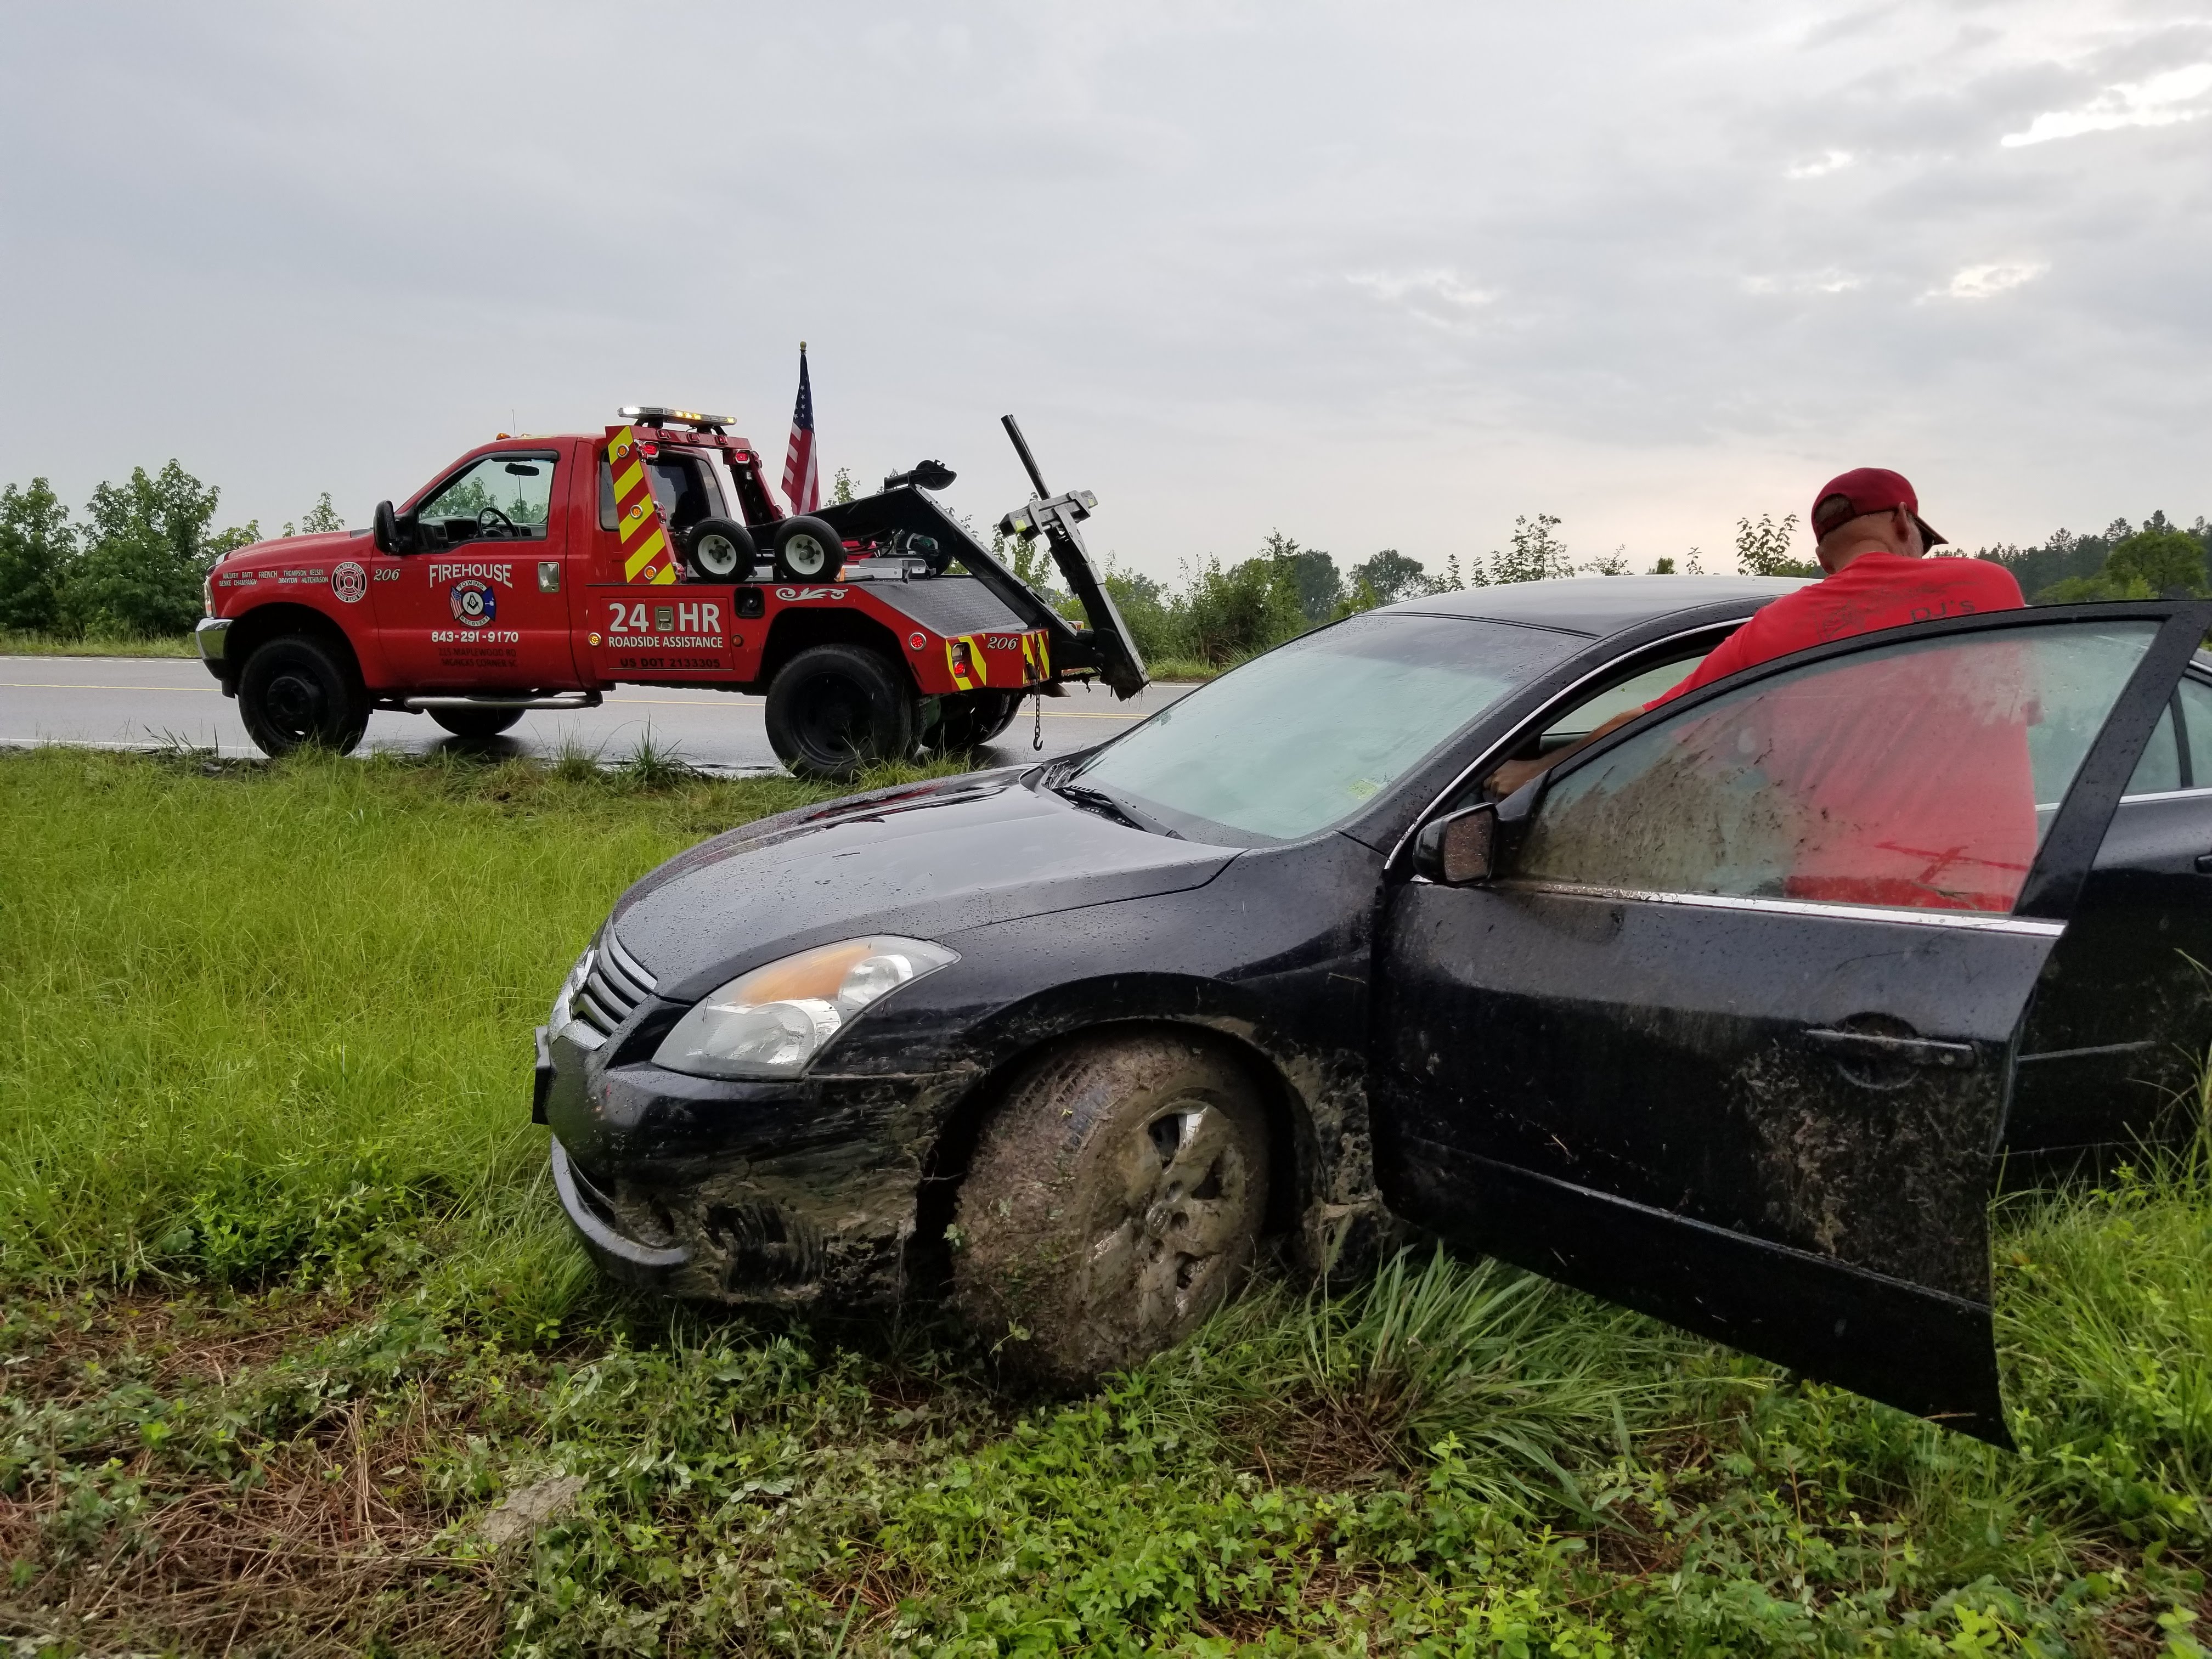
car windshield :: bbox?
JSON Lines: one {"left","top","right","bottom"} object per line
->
{"left": 1070, "top": 612, "right": 1584, "bottom": 843}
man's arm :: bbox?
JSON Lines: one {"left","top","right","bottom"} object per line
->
{"left": 1486, "top": 708, "right": 1640, "bottom": 796}
{"left": 1482, "top": 620, "right": 1763, "bottom": 797}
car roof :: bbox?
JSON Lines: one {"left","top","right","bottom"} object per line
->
{"left": 1386, "top": 574, "right": 1810, "bottom": 637}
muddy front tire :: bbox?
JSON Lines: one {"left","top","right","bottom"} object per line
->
{"left": 764, "top": 643, "right": 917, "bottom": 780}
{"left": 951, "top": 1031, "right": 1271, "bottom": 1385}
{"left": 237, "top": 635, "right": 369, "bottom": 757}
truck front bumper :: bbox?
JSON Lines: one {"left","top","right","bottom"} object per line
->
{"left": 195, "top": 617, "right": 232, "bottom": 678}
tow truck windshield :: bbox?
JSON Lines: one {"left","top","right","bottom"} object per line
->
{"left": 1068, "top": 612, "right": 1581, "bottom": 844}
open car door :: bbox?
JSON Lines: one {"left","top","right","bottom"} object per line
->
{"left": 1373, "top": 602, "right": 2212, "bottom": 1444}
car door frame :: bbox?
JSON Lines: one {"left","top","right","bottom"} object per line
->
{"left": 1372, "top": 599, "right": 2212, "bottom": 1444}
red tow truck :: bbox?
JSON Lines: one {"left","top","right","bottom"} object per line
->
{"left": 196, "top": 409, "right": 1147, "bottom": 776}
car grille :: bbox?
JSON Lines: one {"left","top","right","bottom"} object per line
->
{"left": 565, "top": 930, "right": 658, "bottom": 1049}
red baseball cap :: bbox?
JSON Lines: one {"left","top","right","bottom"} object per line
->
{"left": 1810, "top": 467, "right": 1946, "bottom": 548}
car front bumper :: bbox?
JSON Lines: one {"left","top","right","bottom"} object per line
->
{"left": 538, "top": 1019, "right": 979, "bottom": 1310}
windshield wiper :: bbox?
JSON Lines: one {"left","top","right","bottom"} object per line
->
{"left": 1054, "top": 781, "right": 1182, "bottom": 838}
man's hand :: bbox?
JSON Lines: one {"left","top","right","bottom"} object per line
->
{"left": 1486, "top": 754, "right": 1550, "bottom": 797}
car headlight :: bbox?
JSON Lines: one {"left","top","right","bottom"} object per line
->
{"left": 549, "top": 946, "right": 595, "bottom": 1041}
{"left": 652, "top": 936, "right": 958, "bottom": 1079}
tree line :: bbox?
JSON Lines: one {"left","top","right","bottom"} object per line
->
{"left": 0, "top": 461, "right": 338, "bottom": 637}
{"left": 4, "top": 458, "right": 2205, "bottom": 659}
{"left": 1046, "top": 509, "right": 2212, "bottom": 669}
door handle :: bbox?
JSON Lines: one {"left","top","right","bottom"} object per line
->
{"left": 1803, "top": 1029, "right": 1978, "bottom": 1070}
{"left": 2193, "top": 854, "right": 2212, "bottom": 874}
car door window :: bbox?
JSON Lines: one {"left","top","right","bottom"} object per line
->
{"left": 417, "top": 454, "right": 556, "bottom": 543}
{"left": 2177, "top": 675, "right": 2212, "bottom": 787}
{"left": 1516, "top": 621, "right": 2158, "bottom": 915}
{"left": 1539, "top": 651, "right": 1712, "bottom": 746}
{"left": 2125, "top": 700, "right": 2182, "bottom": 796}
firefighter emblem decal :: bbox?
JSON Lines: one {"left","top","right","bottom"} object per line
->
{"left": 330, "top": 561, "right": 368, "bottom": 604}
{"left": 449, "top": 579, "right": 496, "bottom": 628}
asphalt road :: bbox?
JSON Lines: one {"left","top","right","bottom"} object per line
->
{"left": 0, "top": 656, "right": 1196, "bottom": 775}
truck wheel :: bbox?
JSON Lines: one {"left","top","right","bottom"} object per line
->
{"left": 772, "top": 517, "right": 847, "bottom": 583}
{"left": 685, "top": 516, "right": 755, "bottom": 581}
{"left": 764, "top": 643, "right": 916, "bottom": 780}
{"left": 238, "top": 636, "right": 369, "bottom": 758}
{"left": 428, "top": 706, "right": 524, "bottom": 739}
{"left": 932, "top": 690, "right": 1018, "bottom": 752}
{"left": 977, "top": 692, "right": 1023, "bottom": 742}
{"left": 951, "top": 1032, "right": 1271, "bottom": 1385}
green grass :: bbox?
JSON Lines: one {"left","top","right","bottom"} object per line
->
{"left": 0, "top": 630, "right": 198, "bottom": 657}
{"left": 2, "top": 749, "right": 2209, "bottom": 1656}
{"left": 1147, "top": 657, "right": 1231, "bottom": 682}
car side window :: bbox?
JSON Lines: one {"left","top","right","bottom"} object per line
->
{"left": 1539, "top": 651, "right": 1712, "bottom": 746}
{"left": 417, "top": 455, "right": 555, "bottom": 540}
{"left": 2180, "top": 676, "right": 2212, "bottom": 787}
{"left": 1515, "top": 621, "right": 2159, "bottom": 915}
{"left": 2125, "top": 701, "right": 2182, "bottom": 796}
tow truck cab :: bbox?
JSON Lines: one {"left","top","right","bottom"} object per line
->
{"left": 196, "top": 409, "right": 1145, "bottom": 774}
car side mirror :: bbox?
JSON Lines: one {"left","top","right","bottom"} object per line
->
{"left": 1413, "top": 803, "right": 1500, "bottom": 886}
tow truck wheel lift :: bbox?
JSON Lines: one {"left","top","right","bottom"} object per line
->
{"left": 198, "top": 410, "right": 1148, "bottom": 780}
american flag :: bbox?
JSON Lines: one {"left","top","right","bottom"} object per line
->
{"left": 781, "top": 343, "right": 819, "bottom": 515}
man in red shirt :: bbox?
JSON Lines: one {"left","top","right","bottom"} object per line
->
{"left": 1488, "top": 467, "right": 2024, "bottom": 796}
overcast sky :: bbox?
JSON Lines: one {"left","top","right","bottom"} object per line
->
{"left": 3, "top": 2, "right": 2207, "bottom": 580}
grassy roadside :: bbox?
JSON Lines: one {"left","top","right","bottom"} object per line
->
{"left": 2, "top": 749, "right": 2208, "bottom": 1656}
{"left": 0, "top": 631, "right": 198, "bottom": 658}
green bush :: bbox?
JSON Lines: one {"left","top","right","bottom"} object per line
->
{"left": 0, "top": 478, "right": 74, "bottom": 631}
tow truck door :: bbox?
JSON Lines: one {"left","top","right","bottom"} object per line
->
{"left": 376, "top": 446, "right": 578, "bottom": 689}
{"left": 580, "top": 441, "right": 749, "bottom": 684}
{"left": 1373, "top": 604, "right": 2210, "bottom": 1442}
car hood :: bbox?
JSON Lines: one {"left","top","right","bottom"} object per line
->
{"left": 609, "top": 771, "right": 1242, "bottom": 995}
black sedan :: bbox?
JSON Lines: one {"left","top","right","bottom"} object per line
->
{"left": 536, "top": 577, "right": 2212, "bottom": 1443}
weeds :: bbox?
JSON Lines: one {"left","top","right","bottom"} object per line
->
{"left": 3, "top": 749, "right": 2210, "bottom": 1655}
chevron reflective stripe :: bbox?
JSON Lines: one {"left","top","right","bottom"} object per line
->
{"left": 945, "top": 636, "right": 975, "bottom": 691}
{"left": 1020, "top": 630, "right": 1051, "bottom": 682}
{"left": 606, "top": 426, "right": 676, "bottom": 585}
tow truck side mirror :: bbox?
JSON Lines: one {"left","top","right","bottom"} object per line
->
{"left": 373, "top": 500, "right": 404, "bottom": 554}
{"left": 1413, "top": 804, "right": 1500, "bottom": 885}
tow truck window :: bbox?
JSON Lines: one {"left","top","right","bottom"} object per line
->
{"left": 597, "top": 454, "right": 725, "bottom": 534}
{"left": 417, "top": 454, "right": 556, "bottom": 541}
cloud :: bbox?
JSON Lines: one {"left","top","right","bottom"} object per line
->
{"left": 1345, "top": 269, "right": 1496, "bottom": 309}
{"left": 1785, "top": 149, "right": 1856, "bottom": 179}
{"left": 1743, "top": 269, "right": 1863, "bottom": 295}
{"left": 1344, "top": 269, "right": 1498, "bottom": 332}
{"left": 1927, "top": 261, "right": 2049, "bottom": 300}
{"left": 2001, "top": 61, "right": 2212, "bottom": 145}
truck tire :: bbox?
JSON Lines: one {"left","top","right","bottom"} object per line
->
{"left": 764, "top": 643, "right": 916, "bottom": 780}
{"left": 772, "top": 517, "right": 847, "bottom": 583}
{"left": 428, "top": 706, "right": 524, "bottom": 739}
{"left": 238, "top": 635, "right": 370, "bottom": 758}
{"left": 932, "top": 690, "right": 1018, "bottom": 752}
{"left": 950, "top": 1031, "right": 1271, "bottom": 1385}
{"left": 685, "top": 516, "right": 755, "bottom": 581}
